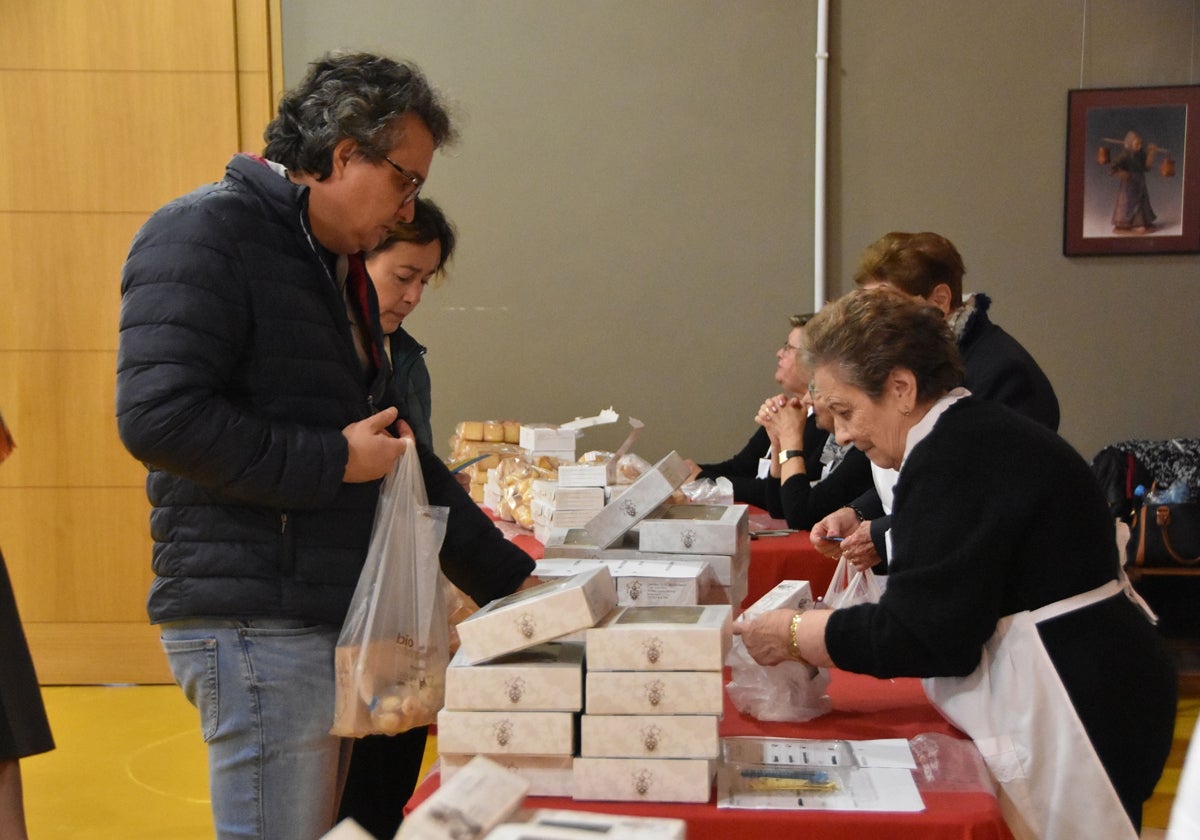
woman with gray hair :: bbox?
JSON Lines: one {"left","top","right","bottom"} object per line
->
{"left": 734, "top": 286, "right": 1175, "bottom": 839}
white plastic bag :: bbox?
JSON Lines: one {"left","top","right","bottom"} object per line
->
{"left": 725, "top": 636, "right": 832, "bottom": 722}
{"left": 679, "top": 476, "right": 735, "bottom": 505}
{"left": 332, "top": 447, "right": 450, "bottom": 737}
{"left": 821, "top": 553, "right": 883, "bottom": 609}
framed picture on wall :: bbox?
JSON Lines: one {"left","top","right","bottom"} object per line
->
{"left": 1064, "top": 84, "right": 1200, "bottom": 256}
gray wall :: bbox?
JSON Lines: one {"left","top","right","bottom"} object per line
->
{"left": 281, "top": 0, "right": 1200, "bottom": 465}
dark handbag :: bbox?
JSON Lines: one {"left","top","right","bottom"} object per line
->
{"left": 1129, "top": 501, "right": 1200, "bottom": 570}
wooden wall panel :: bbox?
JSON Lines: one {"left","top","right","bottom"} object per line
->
{"left": 0, "top": 71, "right": 240, "bottom": 213}
{"left": 0, "top": 352, "right": 144, "bottom": 488}
{"left": 1, "top": 0, "right": 278, "bottom": 684}
{"left": 0, "top": 0, "right": 234, "bottom": 71}
{"left": 0, "top": 487, "right": 154, "bottom": 620}
{"left": 0, "top": 213, "right": 144, "bottom": 352}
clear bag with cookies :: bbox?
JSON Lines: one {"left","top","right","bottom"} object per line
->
{"left": 332, "top": 447, "right": 451, "bottom": 737}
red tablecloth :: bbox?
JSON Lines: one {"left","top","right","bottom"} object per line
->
{"left": 490, "top": 505, "right": 840, "bottom": 610}
{"left": 406, "top": 670, "right": 1013, "bottom": 840}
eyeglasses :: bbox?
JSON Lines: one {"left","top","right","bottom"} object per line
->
{"left": 383, "top": 155, "right": 424, "bottom": 206}
{"left": 780, "top": 342, "right": 801, "bottom": 354}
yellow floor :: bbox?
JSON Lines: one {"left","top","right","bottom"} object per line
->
{"left": 20, "top": 684, "right": 437, "bottom": 839}
{"left": 18, "top": 682, "right": 1197, "bottom": 838}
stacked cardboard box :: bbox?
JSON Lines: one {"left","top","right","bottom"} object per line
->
{"left": 541, "top": 456, "right": 750, "bottom": 611}
{"left": 534, "top": 556, "right": 724, "bottom": 608}
{"left": 529, "top": 479, "right": 606, "bottom": 545}
{"left": 442, "top": 567, "right": 619, "bottom": 796}
{"left": 573, "top": 604, "right": 732, "bottom": 803}
{"left": 439, "top": 643, "right": 584, "bottom": 796}
{"left": 634, "top": 503, "right": 751, "bottom": 609}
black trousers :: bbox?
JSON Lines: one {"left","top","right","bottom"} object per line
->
{"left": 337, "top": 726, "right": 429, "bottom": 839}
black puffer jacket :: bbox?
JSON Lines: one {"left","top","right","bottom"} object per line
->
{"left": 117, "top": 155, "right": 532, "bottom": 625}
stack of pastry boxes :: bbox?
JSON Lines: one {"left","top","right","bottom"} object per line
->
{"left": 481, "top": 410, "right": 626, "bottom": 531}
{"left": 439, "top": 566, "right": 615, "bottom": 796}
{"left": 519, "top": 422, "right": 605, "bottom": 543}
{"left": 576, "top": 603, "right": 731, "bottom": 802}
{"left": 542, "top": 450, "right": 751, "bottom": 611}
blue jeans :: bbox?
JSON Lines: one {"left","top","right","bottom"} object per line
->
{"left": 160, "top": 619, "right": 353, "bottom": 840}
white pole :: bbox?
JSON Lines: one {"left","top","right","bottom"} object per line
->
{"left": 814, "top": 0, "right": 830, "bottom": 311}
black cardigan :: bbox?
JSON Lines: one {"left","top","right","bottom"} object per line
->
{"left": 825, "top": 398, "right": 1175, "bottom": 821}
{"left": 699, "top": 418, "right": 827, "bottom": 515}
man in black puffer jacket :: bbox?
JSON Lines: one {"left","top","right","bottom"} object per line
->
{"left": 116, "top": 52, "right": 534, "bottom": 840}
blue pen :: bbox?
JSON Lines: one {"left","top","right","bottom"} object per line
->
{"left": 819, "top": 535, "right": 845, "bottom": 542}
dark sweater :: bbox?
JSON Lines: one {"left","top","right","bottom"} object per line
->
{"left": 858, "top": 294, "right": 1060, "bottom": 560}
{"left": 826, "top": 398, "right": 1175, "bottom": 820}
{"left": 699, "top": 418, "right": 827, "bottom": 515}
{"left": 765, "top": 445, "right": 873, "bottom": 530}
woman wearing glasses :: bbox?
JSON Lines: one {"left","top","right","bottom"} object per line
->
{"left": 685, "top": 314, "right": 872, "bottom": 527}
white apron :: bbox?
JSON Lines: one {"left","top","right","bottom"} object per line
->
{"left": 922, "top": 580, "right": 1138, "bottom": 840}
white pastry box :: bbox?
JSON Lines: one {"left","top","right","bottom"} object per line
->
{"left": 612, "top": 559, "right": 724, "bottom": 608}
{"left": 571, "top": 757, "right": 713, "bottom": 803}
{"left": 542, "top": 539, "right": 745, "bottom": 588}
{"left": 530, "top": 499, "right": 599, "bottom": 529}
{"left": 582, "top": 452, "right": 690, "bottom": 549}
{"left": 585, "top": 669, "right": 724, "bottom": 715}
{"left": 531, "top": 480, "right": 606, "bottom": 510}
{"left": 636, "top": 504, "right": 749, "bottom": 555}
{"left": 556, "top": 463, "right": 611, "bottom": 487}
{"left": 443, "top": 642, "right": 584, "bottom": 712}
{"left": 742, "top": 579, "right": 815, "bottom": 620}
{"left": 396, "top": 754, "right": 528, "bottom": 840}
{"left": 519, "top": 809, "right": 686, "bottom": 840}
{"left": 585, "top": 605, "right": 732, "bottom": 672}
{"left": 456, "top": 566, "right": 617, "bottom": 664}
{"left": 440, "top": 753, "right": 573, "bottom": 798}
{"left": 519, "top": 423, "right": 578, "bottom": 455}
{"left": 436, "top": 709, "right": 577, "bottom": 756}
{"left": 533, "top": 557, "right": 724, "bottom": 608}
{"left": 580, "top": 713, "right": 720, "bottom": 759}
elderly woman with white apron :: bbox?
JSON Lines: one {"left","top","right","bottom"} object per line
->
{"left": 735, "top": 287, "right": 1176, "bottom": 839}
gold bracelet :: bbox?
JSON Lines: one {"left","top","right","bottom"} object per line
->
{"left": 789, "top": 611, "right": 803, "bottom": 659}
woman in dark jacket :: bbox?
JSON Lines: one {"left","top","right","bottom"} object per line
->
{"left": 339, "top": 197, "right": 458, "bottom": 839}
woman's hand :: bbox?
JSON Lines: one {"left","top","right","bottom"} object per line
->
{"left": 733, "top": 608, "right": 834, "bottom": 667}
{"left": 840, "top": 520, "right": 882, "bottom": 572}
{"left": 757, "top": 393, "right": 808, "bottom": 473}
{"left": 342, "top": 407, "right": 407, "bottom": 483}
{"left": 732, "top": 609, "right": 797, "bottom": 665}
{"left": 769, "top": 394, "right": 809, "bottom": 446}
{"left": 810, "top": 506, "right": 860, "bottom": 557}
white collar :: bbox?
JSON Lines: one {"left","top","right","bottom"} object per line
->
{"left": 899, "top": 387, "right": 971, "bottom": 472}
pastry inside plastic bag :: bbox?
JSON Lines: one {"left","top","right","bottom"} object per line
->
{"left": 616, "top": 452, "right": 652, "bottom": 484}
{"left": 369, "top": 677, "right": 444, "bottom": 734}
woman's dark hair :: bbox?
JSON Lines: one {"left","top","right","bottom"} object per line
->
{"left": 804, "top": 286, "right": 964, "bottom": 403}
{"left": 368, "top": 197, "right": 457, "bottom": 280}
{"left": 264, "top": 51, "right": 457, "bottom": 179}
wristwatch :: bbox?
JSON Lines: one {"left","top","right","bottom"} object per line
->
{"left": 777, "top": 449, "right": 805, "bottom": 465}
